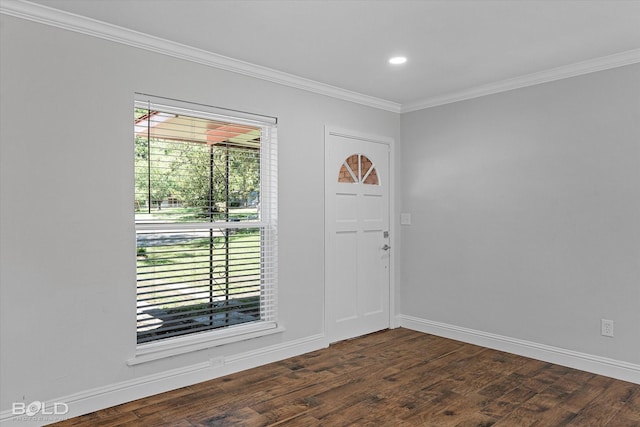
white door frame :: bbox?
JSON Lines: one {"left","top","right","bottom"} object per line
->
{"left": 324, "top": 126, "right": 397, "bottom": 344}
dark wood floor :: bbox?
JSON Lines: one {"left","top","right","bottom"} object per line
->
{"left": 52, "top": 328, "right": 640, "bottom": 426}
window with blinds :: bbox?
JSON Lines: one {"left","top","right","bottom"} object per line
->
{"left": 134, "top": 95, "right": 277, "bottom": 345}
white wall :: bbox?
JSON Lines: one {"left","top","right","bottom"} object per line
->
{"left": 0, "top": 15, "right": 400, "bottom": 419}
{"left": 400, "top": 64, "right": 640, "bottom": 369}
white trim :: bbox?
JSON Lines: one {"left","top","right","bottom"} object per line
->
{"left": 128, "top": 322, "right": 283, "bottom": 366}
{"left": 401, "top": 49, "right": 640, "bottom": 113}
{"left": 134, "top": 93, "right": 277, "bottom": 126}
{"left": 0, "top": 0, "right": 401, "bottom": 113}
{"left": 4, "top": 1, "right": 638, "bottom": 115}
{"left": 0, "top": 333, "right": 327, "bottom": 426}
{"left": 386, "top": 135, "right": 397, "bottom": 330}
{"left": 326, "top": 127, "right": 395, "bottom": 146}
{"left": 398, "top": 314, "right": 640, "bottom": 385}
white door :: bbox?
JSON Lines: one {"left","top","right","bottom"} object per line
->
{"left": 325, "top": 128, "right": 391, "bottom": 343}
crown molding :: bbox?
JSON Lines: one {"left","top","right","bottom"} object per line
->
{"left": 401, "top": 48, "right": 640, "bottom": 113}
{"left": 2, "top": 0, "right": 638, "bottom": 115}
{"left": 0, "top": 0, "right": 402, "bottom": 113}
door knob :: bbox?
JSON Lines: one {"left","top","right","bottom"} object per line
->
{"left": 382, "top": 244, "right": 391, "bottom": 251}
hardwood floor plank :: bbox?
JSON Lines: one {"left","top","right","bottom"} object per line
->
{"left": 480, "top": 385, "right": 538, "bottom": 419}
{"left": 269, "top": 414, "right": 322, "bottom": 427}
{"left": 190, "top": 407, "right": 270, "bottom": 427}
{"left": 248, "top": 380, "right": 334, "bottom": 424}
{"left": 564, "top": 378, "right": 637, "bottom": 426}
{"left": 50, "top": 329, "right": 640, "bottom": 427}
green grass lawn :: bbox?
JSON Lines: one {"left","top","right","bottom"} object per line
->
{"left": 137, "top": 228, "right": 262, "bottom": 311}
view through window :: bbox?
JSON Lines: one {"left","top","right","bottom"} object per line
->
{"left": 134, "top": 96, "right": 277, "bottom": 344}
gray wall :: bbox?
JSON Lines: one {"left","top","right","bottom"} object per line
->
{"left": 2, "top": 9, "right": 639, "bottom": 420}
{"left": 0, "top": 15, "right": 400, "bottom": 412}
{"left": 400, "top": 63, "right": 640, "bottom": 364}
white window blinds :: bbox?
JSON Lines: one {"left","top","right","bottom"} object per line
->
{"left": 134, "top": 94, "right": 277, "bottom": 344}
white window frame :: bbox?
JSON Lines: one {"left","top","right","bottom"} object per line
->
{"left": 129, "top": 94, "right": 280, "bottom": 365}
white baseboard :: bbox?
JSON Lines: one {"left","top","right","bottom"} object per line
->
{"left": 0, "top": 333, "right": 327, "bottom": 426}
{"left": 398, "top": 314, "right": 640, "bottom": 385}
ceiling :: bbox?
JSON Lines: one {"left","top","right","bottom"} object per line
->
{"left": 18, "top": 0, "right": 640, "bottom": 109}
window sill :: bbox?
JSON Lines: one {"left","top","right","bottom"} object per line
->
{"left": 127, "top": 321, "right": 283, "bottom": 366}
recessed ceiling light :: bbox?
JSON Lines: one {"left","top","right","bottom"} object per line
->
{"left": 389, "top": 56, "right": 407, "bottom": 65}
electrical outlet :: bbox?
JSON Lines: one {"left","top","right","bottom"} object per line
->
{"left": 601, "top": 319, "right": 614, "bottom": 337}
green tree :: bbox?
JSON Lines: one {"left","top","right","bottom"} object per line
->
{"left": 174, "top": 144, "right": 260, "bottom": 215}
{"left": 135, "top": 137, "right": 180, "bottom": 211}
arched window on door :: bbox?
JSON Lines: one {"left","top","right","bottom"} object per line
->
{"left": 338, "top": 154, "right": 379, "bottom": 185}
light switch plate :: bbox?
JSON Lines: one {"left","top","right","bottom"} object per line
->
{"left": 400, "top": 213, "right": 411, "bottom": 225}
